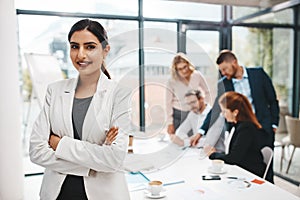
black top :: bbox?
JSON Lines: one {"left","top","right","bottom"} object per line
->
{"left": 209, "top": 121, "right": 266, "bottom": 179}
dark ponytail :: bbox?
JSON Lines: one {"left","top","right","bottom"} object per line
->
{"left": 101, "top": 64, "right": 111, "bottom": 79}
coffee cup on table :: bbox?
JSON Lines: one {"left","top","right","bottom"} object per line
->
{"left": 211, "top": 159, "right": 224, "bottom": 172}
{"left": 148, "top": 180, "right": 163, "bottom": 196}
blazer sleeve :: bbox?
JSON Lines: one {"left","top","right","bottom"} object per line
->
{"left": 261, "top": 69, "right": 279, "bottom": 126}
{"left": 211, "top": 123, "right": 255, "bottom": 165}
{"left": 200, "top": 79, "right": 225, "bottom": 133}
{"left": 29, "top": 86, "right": 90, "bottom": 176}
{"left": 55, "top": 85, "right": 132, "bottom": 173}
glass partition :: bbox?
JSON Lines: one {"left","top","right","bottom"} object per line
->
{"left": 186, "top": 30, "right": 220, "bottom": 103}
{"left": 143, "top": 22, "right": 177, "bottom": 134}
{"left": 232, "top": 26, "right": 293, "bottom": 114}
{"left": 233, "top": 26, "right": 295, "bottom": 182}
{"left": 234, "top": 7, "right": 294, "bottom": 24}
{"left": 144, "top": 0, "right": 222, "bottom": 21}
{"left": 15, "top": 0, "right": 138, "bottom": 16}
{"left": 242, "top": 9, "right": 294, "bottom": 24}
{"left": 18, "top": 15, "right": 139, "bottom": 174}
{"left": 233, "top": 6, "right": 261, "bottom": 19}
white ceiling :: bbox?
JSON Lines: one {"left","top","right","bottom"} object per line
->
{"left": 168, "top": 0, "right": 289, "bottom": 8}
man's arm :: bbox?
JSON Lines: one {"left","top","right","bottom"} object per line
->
{"left": 200, "top": 79, "right": 226, "bottom": 134}
{"left": 174, "top": 113, "right": 193, "bottom": 147}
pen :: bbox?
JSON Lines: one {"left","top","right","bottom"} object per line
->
{"left": 182, "top": 146, "right": 190, "bottom": 150}
{"left": 163, "top": 180, "right": 185, "bottom": 187}
{"left": 227, "top": 176, "right": 246, "bottom": 180}
{"left": 227, "top": 176, "right": 238, "bottom": 179}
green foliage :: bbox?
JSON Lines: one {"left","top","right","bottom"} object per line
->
{"left": 22, "top": 68, "right": 32, "bottom": 101}
{"left": 248, "top": 28, "right": 273, "bottom": 77}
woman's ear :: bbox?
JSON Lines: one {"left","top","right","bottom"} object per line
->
{"left": 103, "top": 45, "right": 110, "bottom": 57}
{"left": 233, "top": 109, "right": 239, "bottom": 117}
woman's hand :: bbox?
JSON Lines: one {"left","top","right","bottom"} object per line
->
{"left": 204, "top": 145, "right": 216, "bottom": 156}
{"left": 49, "top": 133, "right": 61, "bottom": 151}
{"left": 104, "top": 126, "right": 119, "bottom": 145}
{"left": 167, "top": 124, "right": 175, "bottom": 134}
{"left": 169, "top": 134, "right": 184, "bottom": 146}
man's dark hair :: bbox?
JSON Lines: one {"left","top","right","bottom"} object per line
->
{"left": 216, "top": 49, "right": 237, "bottom": 65}
{"left": 185, "top": 90, "right": 202, "bottom": 100}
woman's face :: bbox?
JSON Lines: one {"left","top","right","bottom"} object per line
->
{"left": 176, "top": 61, "right": 192, "bottom": 79}
{"left": 220, "top": 104, "right": 238, "bottom": 123}
{"left": 69, "top": 29, "right": 109, "bottom": 77}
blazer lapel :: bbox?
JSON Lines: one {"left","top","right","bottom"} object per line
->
{"left": 61, "top": 78, "right": 77, "bottom": 137}
{"left": 82, "top": 74, "right": 111, "bottom": 141}
{"left": 223, "top": 78, "right": 234, "bottom": 92}
{"left": 246, "top": 68, "right": 257, "bottom": 102}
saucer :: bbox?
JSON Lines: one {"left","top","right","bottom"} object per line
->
{"left": 208, "top": 166, "right": 227, "bottom": 174}
{"left": 144, "top": 190, "right": 166, "bottom": 199}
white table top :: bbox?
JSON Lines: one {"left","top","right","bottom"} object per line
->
{"left": 126, "top": 136, "right": 300, "bottom": 200}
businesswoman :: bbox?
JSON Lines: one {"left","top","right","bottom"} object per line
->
{"left": 209, "top": 91, "right": 266, "bottom": 179}
{"left": 29, "top": 19, "right": 132, "bottom": 200}
{"left": 165, "top": 52, "right": 210, "bottom": 134}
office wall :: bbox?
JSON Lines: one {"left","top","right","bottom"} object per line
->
{"left": 0, "top": 0, "right": 24, "bottom": 199}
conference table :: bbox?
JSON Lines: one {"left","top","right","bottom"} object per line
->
{"left": 124, "top": 135, "right": 300, "bottom": 200}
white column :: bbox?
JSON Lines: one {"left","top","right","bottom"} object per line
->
{"left": 0, "top": 0, "right": 24, "bottom": 199}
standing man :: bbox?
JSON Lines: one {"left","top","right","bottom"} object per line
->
{"left": 190, "top": 50, "right": 279, "bottom": 183}
{"left": 169, "top": 90, "right": 211, "bottom": 148}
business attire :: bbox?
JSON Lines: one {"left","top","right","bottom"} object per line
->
{"left": 201, "top": 67, "right": 279, "bottom": 147}
{"left": 166, "top": 70, "right": 210, "bottom": 132}
{"left": 175, "top": 105, "right": 211, "bottom": 147}
{"left": 201, "top": 67, "right": 279, "bottom": 183}
{"left": 29, "top": 74, "right": 131, "bottom": 200}
{"left": 209, "top": 121, "right": 266, "bottom": 179}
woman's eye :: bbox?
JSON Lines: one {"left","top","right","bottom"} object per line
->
{"left": 87, "top": 45, "right": 96, "bottom": 50}
{"left": 70, "top": 44, "right": 78, "bottom": 49}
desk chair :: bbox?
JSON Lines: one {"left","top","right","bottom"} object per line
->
{"left": 285, "top": 116, "right": 300, "bottom": 174}
{"left": 261, "top": 146, "right": 273, "bottom": 180}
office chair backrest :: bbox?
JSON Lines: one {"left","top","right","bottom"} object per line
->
{"left": 285, "top": 116, "right": 300, "bottom": 147}
{"left": 261, "top": 146, "right": 273, "bottom": 180}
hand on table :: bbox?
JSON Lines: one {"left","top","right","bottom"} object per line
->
{"left": 190, "top": 133, "right": 202, "bottom": 147}
{"left": 204, "top": 145, "right": 216, "bottom": 156}
{"left": 169, "top": 134, "right": 184, "bottom": 146}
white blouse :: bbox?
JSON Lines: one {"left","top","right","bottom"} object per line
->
{"left": 165, "top": 70, "right": 211, "bottom": 124}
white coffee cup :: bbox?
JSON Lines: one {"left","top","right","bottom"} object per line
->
{"left": 211, "top": 159, "right": 224, "bottom": 172}
{"left": 148, "top": 180, "right": 163, "bottom": 196}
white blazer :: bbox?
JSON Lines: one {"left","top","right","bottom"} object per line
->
{"left": 29, "top": 74, "right": 131, "bottom": 200}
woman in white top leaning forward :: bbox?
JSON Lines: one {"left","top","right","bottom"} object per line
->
{"left": 166, "top": 52, "right": 210, "bottom": 135}
{"left": 29, "top": 19, "right": 132, "bottom": 200}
